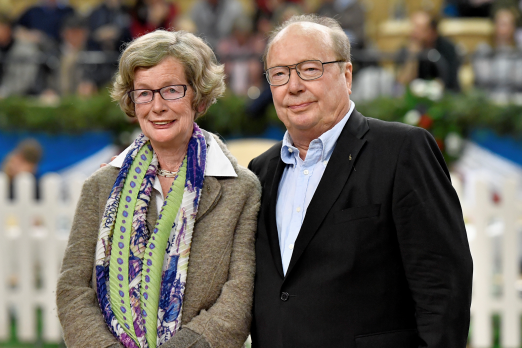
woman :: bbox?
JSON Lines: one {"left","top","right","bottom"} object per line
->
{"left": 56, "top": 29, "right": 261, "bottom": 348}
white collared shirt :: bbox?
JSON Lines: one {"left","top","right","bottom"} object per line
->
{"left": 109, "top": 134, "right": 237, "bottom": 213}
{"left": 276, "top": 101, "right": 355, "bottom": 275}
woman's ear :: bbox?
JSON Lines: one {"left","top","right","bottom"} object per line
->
{"left": 197, "top": 103, "right": 206, "bottom": 113}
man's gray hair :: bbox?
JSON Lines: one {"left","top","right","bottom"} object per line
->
{"left": 263, "top": 14, "right": 351, "bottom": 69}
{"left": 111, "top": 29, "right": 225, "bottom": 119}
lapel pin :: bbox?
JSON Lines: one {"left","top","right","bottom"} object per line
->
{"left": 349, "top": 154, "right": 356, "bottom": 171}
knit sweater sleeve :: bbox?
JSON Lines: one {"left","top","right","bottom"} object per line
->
{"left": 56, "top": 170, "right": 123, "bottom": 348}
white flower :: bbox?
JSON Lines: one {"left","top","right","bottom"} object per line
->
{"left": 404, "top": 109, "right": 421, "bottom": 125}
{"left": 410, "top": 79, "right": 427, "bottom": 97}
{"left": 445, "top": 132, "right": 463, "bottom": 156}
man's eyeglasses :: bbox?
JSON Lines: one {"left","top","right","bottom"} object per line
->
{"left": 264, "top": 60, "right": 346, "bottom": 86}
{"left": 128, "top": 85, "right": 188, "bottom": 104}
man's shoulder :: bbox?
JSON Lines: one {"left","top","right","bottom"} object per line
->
{"left": 355, "top": 113, "right": 438, "bottom": 152}
{"left": 363, "top": 114, "right": 418, "bottom": 137}
{"left": 248, "top": 140, "right": 282, "bottom": 176}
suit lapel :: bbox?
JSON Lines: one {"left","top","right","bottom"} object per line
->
{"left": 264, "top": 155, "right": 286, "bottom": 279}
{"left": 285, "top": 110, "right": 370, "bottom": 278}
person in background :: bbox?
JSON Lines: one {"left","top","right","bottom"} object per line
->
{"left": 56, "top": 29, "right": 260, "bottom": 348}
{"left": 56, "top": 15, "right": 97, "bottom": 96}
{"left": 0, "top": 14, "right": 40, "bottom": 97}
{"left": 473, "top": 8, "right": 522, "bottom": 102}
{"left": 14, "top": 0, "right": 76, "bottom": 96}
{"left": 248, "top": 14, "right": 472, "bottom": 347}
{"left": 492, "top": 7, "right": 518, "bottom": 49}
{"left": 397, "top": 11, "right": 461, "bottom": 92}
{"left": 16, "top": 0, "right": 74, "bottom": 46}
{"left": 315, "top": 0, "right": 366, "bottom": 49}
{"left": 87, "top": 0, "right": 132, "bottom": 53}
{"left": 130, "top": 0, "right": 178, "bottom": 38}
{"left": 2, "top": 138, "right": 43, "bottom": 200}
{"left": 86, "top": 0, "right": 132, "bottom": 90}
{"left": 190, "top": 0, "right": 244, "bottom": 48}
{"left": 217, "top": 16, "right": 264, "bottom": 96}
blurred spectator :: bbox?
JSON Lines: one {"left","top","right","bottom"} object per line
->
{"left": 173, "top": 16, "right": 197, "bottom": 33}
{"left": 55, "top": 15, "right": 97, "bottom": 96}
{"left": 2, "top": 138, "right": 43, "bottom": 200}
{"left": 16, "top": 0, "right": 74, "bottom": 46}
{"left": 397, "top": 11, "right": 461, "bottom": 92}
{"left": 443, "top": 0, "right": 494, "bottom": 17}
{"left": 316, "top": 0, "right": 366, "bottom": 48}
{"left": 87, "top": 0, "right": 132, "bottom": 52}
{"left": 0, "top": 14, "right": 40, "bottom": 97}
{"left": 217, "top": 16, "right": 264, "bottom": 96}
{"left": 493, "top": 8, "right": 518, "bottom": 49}
{"left": 255, "top": 0, "right": 285, "bottom": 19}
{"left": 491, "top": 0, "right": 522, "bottom": 27}
{"left": 190, "top": 0, "right": 245, "bottom": 48}
{"left": 473, "top": 8, "right": 522, "bottom": 102}
{"left": 272, "top": 2, "right": 304, "bottom": 25}
{"left": 130, "top": 0, "right": 178, "bottom": 38}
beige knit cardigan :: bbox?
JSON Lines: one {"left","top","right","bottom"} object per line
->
{"left": 56, "top": 133, "right": 261, "bottom": 348}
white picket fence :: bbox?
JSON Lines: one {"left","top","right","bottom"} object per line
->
{"left": 455, "top": 176, "right": 522, "bottom": 348}
{"left": 0, "top": 172, "right": 521, "bottom": 346}
{"left": 0, "top": 172, "right": 84, "bottom": 343}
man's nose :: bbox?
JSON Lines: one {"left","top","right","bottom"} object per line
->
{"left": 287, "top": 67, "right": 304, "bottom": 93}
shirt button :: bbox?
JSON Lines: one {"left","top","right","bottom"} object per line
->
{"left": 296, "top": 207, "right": 301, "bottom": 212}
{"left": 289, "top": 244, "right": 294, "bottom": 250}
{"left": 288, "top": 148, "right": 293, "bottom": 153}
{"left": 303, "top": 170, "right": 309, "bottom": 175}
{"left": 323, "top": 160, "right": 328, "bottom": 166}
{"left": 281, "top": 292, "right": 289, "bottom": 301}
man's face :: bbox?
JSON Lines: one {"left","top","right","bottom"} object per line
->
{"left": 495, "top": 10, "right": 516, "bottom": 43}
{"left": 266, "top": 23, "right": 352, "bottom": 140}
{"left": 410, "top": 12, "right": 436, "bottom": 48}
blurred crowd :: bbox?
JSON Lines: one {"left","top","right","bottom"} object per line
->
{"left": 1, "top": 0, "right": 522, "bottom": 102}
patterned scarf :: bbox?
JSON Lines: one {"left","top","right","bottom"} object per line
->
{"left": 94, "top": 124, "right": 206, "bottom": 348}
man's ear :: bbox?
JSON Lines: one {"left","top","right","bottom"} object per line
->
{"left": 344, "top": 62, "right": 353, "bottom": 94}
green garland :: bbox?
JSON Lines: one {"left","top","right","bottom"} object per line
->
{"left": 1, "top": 89, "right": 521, "bottom": 163}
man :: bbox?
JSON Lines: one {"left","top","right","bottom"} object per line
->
{"left": 397, "top": 11, "right": 461, "bottom": 92}
{"left": 248, "top": 15, "right": 472, "bottom": 348}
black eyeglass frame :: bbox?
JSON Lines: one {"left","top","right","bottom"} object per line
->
{"left": 127, "top": 84, "right": 188, "bottom": 104}
{"left": 264, "top": 60, "right": 346, "bottom": 86}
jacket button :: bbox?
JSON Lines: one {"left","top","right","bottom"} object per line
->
{"left": 280, "top": 292, "right": 289, "bottom": 301}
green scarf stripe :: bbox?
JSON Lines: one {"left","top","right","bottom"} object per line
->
{"left": 141, "top": 158, "right": 187, "bottom": 348}
{"left": 109, "top": 144, "right": 153, "bottom": 343}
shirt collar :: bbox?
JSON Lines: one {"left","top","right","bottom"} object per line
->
{"left": 109, "top": 134, "right": 237, "bottom": 177}
{"left": 280, "top": 101, "right": 355, "bottom": 165}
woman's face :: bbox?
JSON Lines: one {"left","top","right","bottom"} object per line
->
{"left": 133, "top": 57, "right": 196, "bottom": 149}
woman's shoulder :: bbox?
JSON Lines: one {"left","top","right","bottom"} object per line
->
{"left": 83, "top": 164, "right": 120, "bottom": 191}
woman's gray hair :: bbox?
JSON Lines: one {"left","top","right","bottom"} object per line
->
{"left": 263, "top": 14, "right": 351, "bottom": 69}
{"left": 111, "top": 29, "right": 226, "bottom": 119}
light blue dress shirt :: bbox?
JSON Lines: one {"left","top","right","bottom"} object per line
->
{"left": 276, "top": 101, "right": 355, "bottom": 275}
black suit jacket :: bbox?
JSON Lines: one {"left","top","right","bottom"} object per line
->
{"left": 248, "top": 110, "right": 473, "bottom": 348}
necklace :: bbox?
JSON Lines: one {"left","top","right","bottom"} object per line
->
{"left": 157, "top": 168, "right": 179, "bottom": 177}
{"left": 157, "top": 162, "right": 182, "bottom": 177}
